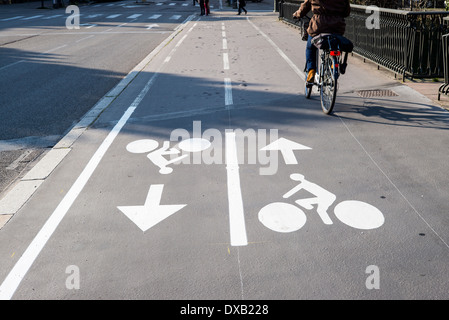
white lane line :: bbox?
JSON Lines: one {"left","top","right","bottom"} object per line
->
{"left": 127, "top": 14, "right": 142, "bottom": 19}
{"left": 246, "top": 17, "right": 305, "bottom": 82}
{"left": 1, "top": 16, "right": 24, "bottom": 21}
{"left": 41, "top": 44, "right": 67, "bottom": 54}
{"left": 0, "top": 17, "right": 198, "bottom": 300}
{"left": 225, "top": 132, "right": 248, "bottom": 247}
{"left": 75, "top": 35, "right": 95, "bottom": 43}
{"left": 222, "top": 38, "right": 227, "bottom": 50}
{"left": 164, "top": 20, "right": 196, "bottom": 63}
{"left": 0, "top": 60, "right": 25, "bottom": 72}
{"left": 106, "top": 14, "right": 121, "bottom": 19}
{"left": 170, "top": 15, "right": 182, "bottom": 20}
{"left": 223, "top": 52, "right": 229, "bottom": 70}
{"left": 0, "top": 107, "right": 135, "bottom": 301}
{"left": 21, "top": 15, "right": 43, "bottom": 20}
{"left": 148, "top": 14, "right": 162, "bottom": 19}
{"left": 224, "top": 78, "right": 233, "bottom": 107}
{"left": 42, "top": 14, "right": 63, "bottom": 20}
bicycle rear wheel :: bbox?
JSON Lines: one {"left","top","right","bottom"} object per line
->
{"left": 320, "top": 54, "right": 337, "bottom": 114}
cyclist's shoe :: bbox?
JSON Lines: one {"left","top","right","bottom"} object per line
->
{"left": 306, "top": 69, "right": 316, "bottom": 84}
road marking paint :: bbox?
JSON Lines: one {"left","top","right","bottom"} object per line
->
{"left": 106, "top": 14, "right": 121, "bottom": 19}
{"left": 225, "top": 132, "right": 248, "bottom": 246}
{"left": 0, "top": 16, "right": 198, "bottom": 300}
{"left": 170, "top": 15, "right": 182, "bottom": 20}
{"left": 224, "top": 78, "right": 233, "bottom": 107}
{"left": 246, "top": 17, "right": 305, "bottom": 82}
{"left": 334, "top": 201, "right": 384, "bottom": 230}
{"left": 0, "top": 107, "right": 136, "bottom": 300}
{"left": 42, "top": 14, "right": 62, "bottom": 19}
{"left": 41, "top": 44, "right": 67, "bottom": 54}
{"left": 6, "top": 150, "right": 33, "bottom": 171}
{"left": 223, "top": 52, "right": 229, "bottom": 70}
{"left": 21, "top": 15, "right": 43, "bottom": 20}
{"left": 127, "top": 14, "right": 142, "bottom": 19}
{"left": 149, "top": 14, "right": 162, "bottom": 19}
{"left": 0, "top": 60, "right": 25, "bottom": 72}
{"left": 1, "top": 16, "right": 24, "bottom": 21}
{"left": 222, "top": 38, "right": 227, "bottom": 50}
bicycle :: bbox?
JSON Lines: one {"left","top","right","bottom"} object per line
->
{"left": 305, "top": 34, "right": 352, "bottom": 114}
{"left": 296, "top": 17, "right": 353, "bottom": 114}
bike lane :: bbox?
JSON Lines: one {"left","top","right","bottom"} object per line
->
{"left": 0, "top": 10, "right": 449, "bottom": 300}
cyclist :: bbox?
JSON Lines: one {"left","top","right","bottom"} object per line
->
{"left": 293, "top": 0, "right": 351, "bottom": 84}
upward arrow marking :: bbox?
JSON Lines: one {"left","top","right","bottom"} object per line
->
{"left": 261, "top": 138, "right": 312, "bottom": 165}
{"left": 117, "top": 184, "right": 186, "bottom": 232}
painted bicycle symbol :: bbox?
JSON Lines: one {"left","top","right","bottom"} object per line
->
{"left": 258, "top": 173, "right": 385, "bottom": 233}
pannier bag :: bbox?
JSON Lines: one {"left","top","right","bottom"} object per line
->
{"left": 312, "top": 34, "right": 354, "bottom": 53}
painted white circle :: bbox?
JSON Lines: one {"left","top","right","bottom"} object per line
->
{"left": 334, "top": 200, "right": 385, "bottom": 230}
{"left": 126, "top": 139, "right": 159, "bottom": 154}
{"left": 178, "top": 138, "right": 211, "bottom": 153}
{"left": 258, "top": 202, "right": 307, "bottom": 233}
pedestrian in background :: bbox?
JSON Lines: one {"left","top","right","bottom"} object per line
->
{"left": 205, "top": 0, "right": 210, "bottom": 15}
{"left": 237, "top": 0, "right": 247, "bottom": 15}
{"left": 198, "top": 0, "right": 205, "bottom": 15}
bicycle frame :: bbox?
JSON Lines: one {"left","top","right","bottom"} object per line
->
{"left": 305, "top": 35, "right": 345, "bottom": 115}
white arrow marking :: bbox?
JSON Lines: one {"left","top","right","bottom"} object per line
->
{"left": 117, "top": 184, "right": 186, "bottom": 232}
{"left": 146, "top": 24, "right": 159, "bottom": 30}
{"left": 260, "top": 137, "right": 311, "bottom": 165}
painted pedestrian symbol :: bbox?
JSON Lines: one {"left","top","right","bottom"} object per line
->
{"left": 258, "top": 173, "right": 385, "bottom": 233}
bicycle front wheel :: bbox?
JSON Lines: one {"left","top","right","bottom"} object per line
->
{"left": 320, "top": 54, "right": 337, "bottom": 114}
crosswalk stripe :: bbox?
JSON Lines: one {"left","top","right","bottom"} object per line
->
{"left": 106, "top": 14, "right": 122, "bottom": 19}
{"left": 169, "top": 15, "right": 182, "bottom": 20}
{"left": 127, "top": 14, "right": 142, "bottom": 19}
{"left": 149, "top": 14, "right": 162, "bottom": 19}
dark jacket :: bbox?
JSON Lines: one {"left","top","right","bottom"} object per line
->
{"left": 293, "top": 0, "right": 351, "bottom": 37}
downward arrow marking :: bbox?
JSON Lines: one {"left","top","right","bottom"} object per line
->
{"left": 117, "top": 184, "right": 186, "bottom": 232}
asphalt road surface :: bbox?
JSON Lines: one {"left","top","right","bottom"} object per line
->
{"left": 1, "top": 0, "right": 449, "bottom": 304}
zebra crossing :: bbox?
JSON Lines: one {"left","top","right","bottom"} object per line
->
{"left": 0, "top": 1, "right": 202, "bottom": 23}
{"left": 0, "top": 12, "right": 191, "bottom": 23}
